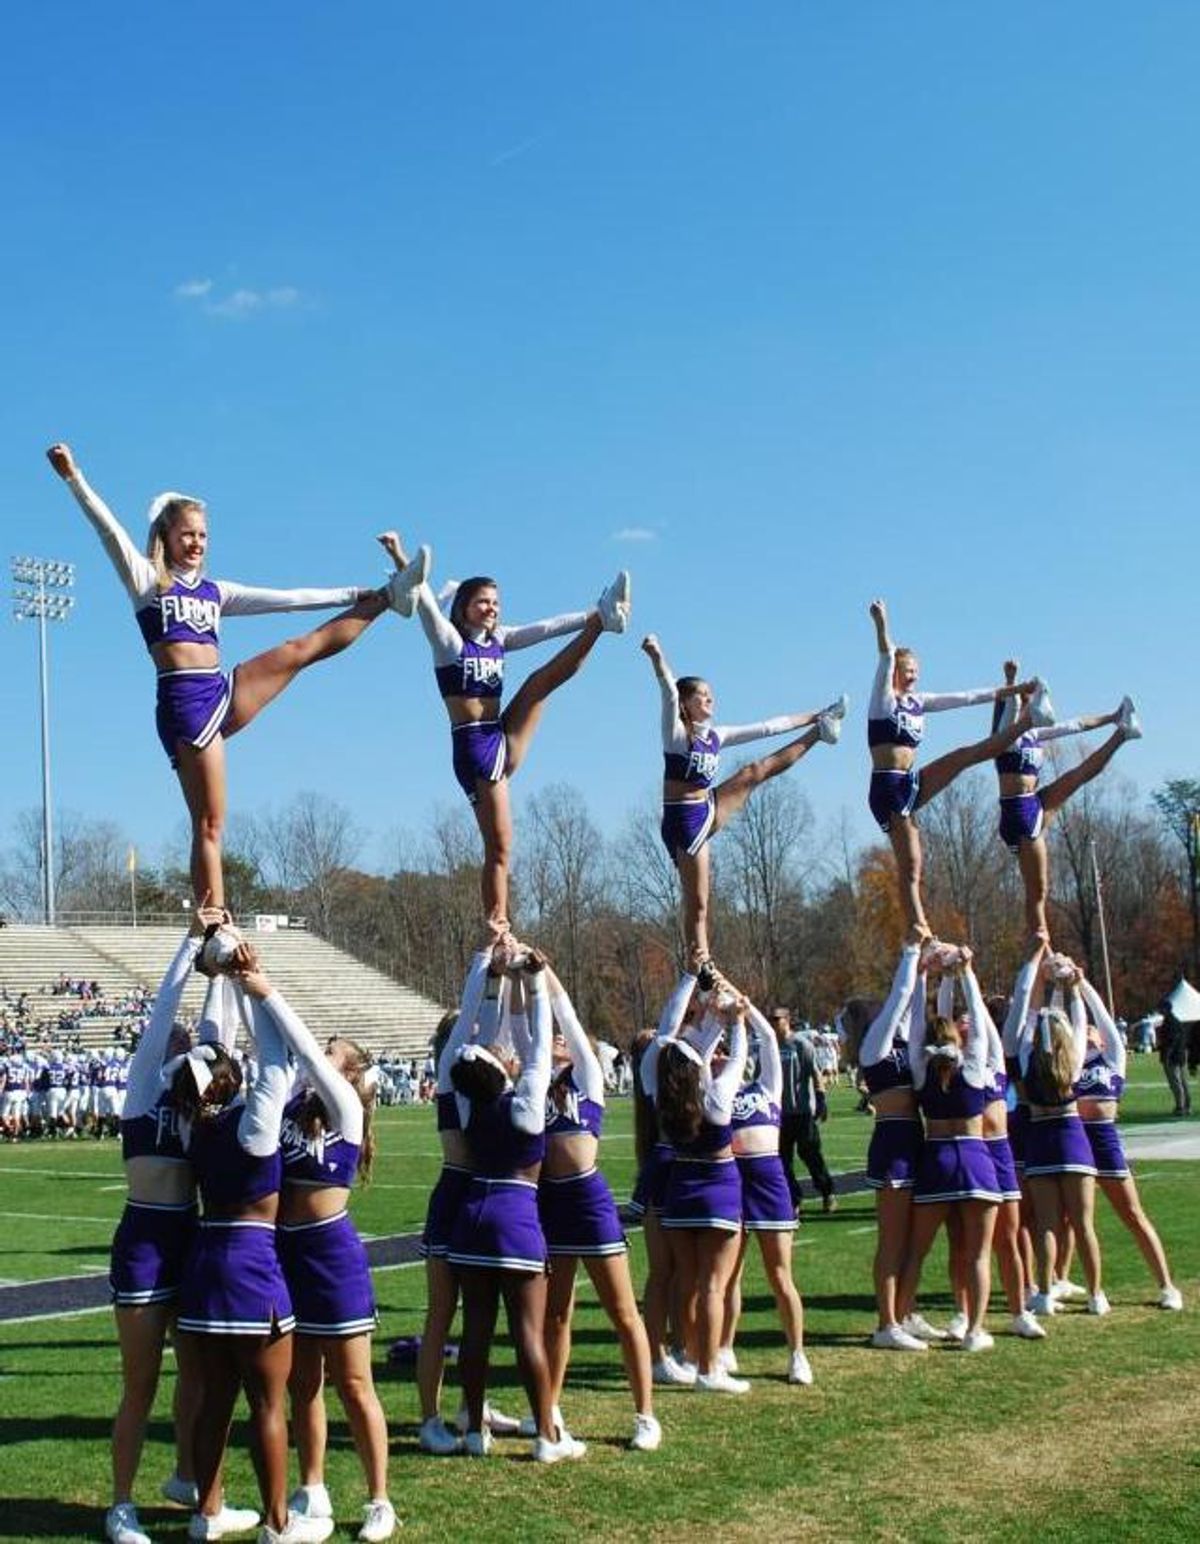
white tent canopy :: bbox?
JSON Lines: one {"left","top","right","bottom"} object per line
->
{"left": 1164, "top": 978, "right": 1200, "bottom": 1024}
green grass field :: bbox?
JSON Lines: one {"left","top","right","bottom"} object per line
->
{"left": 1, "top": 1074, "right": 1198, "bottom": 1542}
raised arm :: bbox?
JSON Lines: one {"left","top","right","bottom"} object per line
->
{"left": 868, "top": 599, "right": 897, "bottom": 720}
{"left": 704, "top": 1014, "right": 748, "bottom": 1123}
{"left": 715, "top": 712, "right": 820, "bottom": 749}
{"left": 125, "top": 928, "right": 203, "bottom": 1118}
{"left": 511, "top": 964, "right": 553, "bottom": 1134}
{"left": 259, "top": 989, "right": 363, "bottom": 1142}
{"left": 642, "top": 970, "right": 698, "bottom": 1099}
{"left": 1079, "top": 976, "right": 1125, "bottom": 1079}
{"left": 217, "top": 578, "right": 366, "bottom": 617}
{"left": 1003, "top": 943, "right": 1047, "bottom": 1057}
{"left": 746, "top": 1004, "right": 783, "bottom": 1105}
{"left": 642, "top": 635, "right": 688, "bottom": 754}
{"left": 860, "top": 945, "right": 920, "bottom": 1066}
{"left": 546, "top": 967, "right": 605, "bottom": 1105}
{"left": 959, "top": 962, "right": 991, "bottom": 1085}
{"left": 498, "top": 610, "right": 591, "bottom": 651}
{"left": 236, "top": 978, "right": 292, "bottom": 1158}
{"left": 48, "top": 445, "right": 157, "bottom": 603}
{"left": 437, "top": 946, "right": 494, "bottom": 1094}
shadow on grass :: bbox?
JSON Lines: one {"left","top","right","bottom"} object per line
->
{"left": 0, "top": 1415, "right": 174, "bottom": 1443}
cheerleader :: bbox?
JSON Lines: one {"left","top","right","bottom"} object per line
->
{"left": 867, "top": 598, "right": 1052, "bottom": 933}
{"left": 106, "top": 912, "right": 251, "bottom": 1544}
{"left": 935, "top": 970, "right": 1045, "bottom": 1340}
{"left": 171, "top": 946, "right": 333, "bottom": 1544}
{"left": 268, "top": 1004, "right": 395, "bottom": 1541}
{"left": 649, "top": 983, "right": 749, "bottom": 1392}
{"left": 1074, "top": 973, "right": 1182, "bottom": 1309}
{"left": 416, "top": 934, "right": 521, "bottom": 1453}
{"left": 642, "top": 633, "right": 844, "bottom": 964}
{"left": 446, "top": 946, "right": 578, "bottom": 1459}
{"left": 992, "top": 659, "right": 1140, "bottom": 940}
{"left": 539, "top": 966, "right": 661, "bottom": 1451}
{"left": 721, "top": 1000, "right": 813, "bottom": 1385}
{"left": 379, "top": 531, "right": 630, "bottom": 926}
{"left": 897, "top": 947, "right": 1002, "bottom": 1351}
{"left": 841, "top": 932, "right": 931, "bottom": 1351}
{"left": 47, "top": 443, "right": 385, "bottom": 909}
{"left": 1015, "top": 952, "right": 1107, "bottom": 1317}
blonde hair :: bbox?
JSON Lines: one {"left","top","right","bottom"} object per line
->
{"left": 1032, "top": 1009, "right": 1076, "bottom": 1101}
{"left": 299, "top": 1036, "right": 379, "bottom": 1184}
{"left": 925, "top": 1016, "right": 961, "bottom": 1090}
{"left": 145, "top": 495, "right": 206, "bottom": 593}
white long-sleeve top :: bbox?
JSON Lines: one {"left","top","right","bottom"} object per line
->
{"left": 412, "top": 579, "right": 591, "bottom": 667}
{"left": 124, "top": 931, "right": 200, "bottom": 1121}
{"left": 260, "top": 991, "right": 363, "bottom": 1144}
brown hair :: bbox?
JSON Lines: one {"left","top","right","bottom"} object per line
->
{"left": 449, "top": 576, "right": 498, "bottom": 634}
{"left": 675, "top": 676, "right": 708, "bottom": 727}
{"left": 168, "top": 1044, "right": 242, "bottom": 1123}
{"left": 656, "top": 1043, "right": 704, "bottom": 1148}
{"left": 298, "top": 1037, "right": 378, "bottom": 1184}
{"left": 1032, "top": 1009, "right": 1076, "bottom": 1101}
{"left": 450, "top": 1048, "right": 507, "bottom": 1105}
{"left": 146, "top": 498, "right": 206, "bottom": 594}
{"left": 839, "top": 998, "right": 880, "bottom": 1064}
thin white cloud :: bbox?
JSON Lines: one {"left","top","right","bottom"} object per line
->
{"left": 490, "top": 135, "right": 540, "bottom": 168}
{"left": 174, "top": 280, "right": 306, "bottom": 319}
{"left": 612, "top": 526, "right": 658, "bottom": 543}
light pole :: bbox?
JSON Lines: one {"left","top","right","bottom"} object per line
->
{"left": 12, "top": 556, "right": 75, "bottom": 925}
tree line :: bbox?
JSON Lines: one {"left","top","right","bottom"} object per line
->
{"left": 4, "top": 769, "right": 1198, "bottom": 1048}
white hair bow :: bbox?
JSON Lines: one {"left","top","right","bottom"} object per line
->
{"left": 147, "top": 490, "right": 205, "bottom": 526}
{"left": 161, "top": 1042, "right": 219, "bottom": 1093}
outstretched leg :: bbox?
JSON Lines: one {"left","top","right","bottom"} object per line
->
{"left": 1039, "top": 727, "right": 1127, "bottom": 817}
{"left": 225, "top": 590, "right": 388, "bottom": 734}
{"left": 915, "top": 706, "right": 1035, "bottom": 809}
{"left": 711, "top": 728, "right": 821, "bottom": 833}
{"left": 501, "top": 616, "right": 605, "bottom": 774}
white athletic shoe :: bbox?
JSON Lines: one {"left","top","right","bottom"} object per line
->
{"left": 162, "top": 1474, "right": 200, "bottom": 1508}
{"left": 788, "top": 1350, "right": 814, "bottom": 1386}
{"left": 652, "top": 1354, "right": 697, "bottom": 1386}
{"left": 871, "top": 1323, "right": 928, "bottom": 1352}
{"left": 357, "top": 1500, "right": 398, "bottom": 1543}
{"left": 418, "top": 1415, "right": 463, "bottom": 1456}
{"left": 715, "top": 1346, "right": 739, "bottom": 1374}
{"left": 384, "top": 545, "right": 431, "bottom": 618}
{"left": 902, "top": 1312, "right": 949, "bottom": 1343}
{"left": 597, "top": 570, "right": 632, "bottom": 633}
{"left": 532, "top": 1429, "right": 587, "bottom": 1462}
{"left": 1011, "top": 1310, "right": 1048, "bottom": 1340}
{"left": 945, "top": 1311, "right": 969, "bottom": 1343}
{"left": 695, "top": 1368, "right": 750, "bottom": 1394}
{"left": 1028, "top": 680, "right": 1056, "bottom": 728}
{"left": 961, "top": 1329, "right": 994, "bottom": 1353}
{"left": 827, "top": 692, "right": 850, "bottom": 720}
{"left": 189, "top": 1507, "right": 262, "bottom": 1540}
{"left": 106, "top": 1503, "right": 151, "bottom": 1544}
{"left": 1087, "top": 1291, "right": 1112, "bottom": 1317}
{"left": 1159, "top": 1285, "right": 1184, "bottom": 1311}
{"left": 286, "top": 1487, "right": 332, "bottom": 1522}
{"left": 1028, "top": 1292, "right": 1057, "bottom": 1318}
{"left": 1052, "top": 1278, "right": 1087, "bottom": 1302}
{"left": 256, "top": 1517, "right": 334, "bottom": 1544}
{"left": 630, "top": 1413, "right": 663, "bottom": 1452}
{"left": 1117, "top": 695, "right": 1142, "bottom": 740}
{"left": 197, "top": 926, "right": 243, "bottom": 977}
{"left": 454, "top": 1399, "right": 521, "bottom": 1435}
{"left": 463, "top": 1429, "right": 492, "bottom": 1458}
{"left": 817, "top": 710, "right": 842, "bottom": 745}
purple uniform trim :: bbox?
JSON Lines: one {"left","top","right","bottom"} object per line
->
{"left": 914, "top": 1136, "right": 1003, "bottom": 1205}
{"left": 539, "top": 1168, "right": 627, "bottom": 1256}
{"left": 868, "top": 769, "right": 921, "bottom": 834}
{"left": 277, "top": 1211, "right": 377, "bottom": 1337}
{"left": 737, "top": 1152, "right": 796, "bottom": 1231}
{"left": 190, "top": 1105, "right": 282, "bottom": 1211}
{"left": 995, "top": 733, "right": 1044, "bottom": 777}
{"left": 663, "top": 726, "right": 721, "bottom": 789}
{"left": 280, "top": 1095, "right": 362, "bottom": 1188}
{"left": 862, "top": 1045, "right": 913, "bottom": 1096}
{"left": 865, "top": 1118, "right": 922, "bottom": 1190}
{"left": 420, "top": 1164, "right": 472, "bottom": 1258}
{"left": 155, "top": 668, "right": 235, "bottom": 767}
{"left": 1075, "top": 1050, "right": 1126, "bottom": 1102}
{"left": 998, "top": 793, "right": 1045, "bottom": 852}
{"left": 176, "top": 1220, "right": 295, "bottom": 1336}
{"left": 661, "top": 1156, "right": 742, "bottom": 1232}
{"left": 451, "top": 720, "right": 507, "bottom": 803}
{"left": 436, "top": 634, "right": 505, "bottom": 700}
{"left": 867, "top": 694, "right": 925, "bottom": 749}
{"left": 448, "top": 1177, "right": 548, "bottom": 1273}
{"left": 1081, "top": 1118, "right": 1130, "bottom": 1180}
{"left": 109, "top": 1200, "right": 199, "bottom": 1306}
{"left": 660, "top": 793, "right": 716, "bottom": 859}
{"left": 1023, "top": 1114, "right": 1097, "bottom": 1177}
{"left": 628, "top": 1141, "right": 674, "bottom": 1218}
{"left": 985, "top": 1135, "right": 1022, "bottom": 1201}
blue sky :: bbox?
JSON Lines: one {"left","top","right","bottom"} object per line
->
{"left": 3, "top": 2, "right": 1197, "bottom": 879}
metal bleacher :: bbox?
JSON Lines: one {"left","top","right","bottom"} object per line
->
{"left": 0, "top": 923, "right": 446, "bottom": 1056}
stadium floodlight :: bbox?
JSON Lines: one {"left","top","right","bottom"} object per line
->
{"left": 11, "top": 556, "right": 76, "bottom": 926}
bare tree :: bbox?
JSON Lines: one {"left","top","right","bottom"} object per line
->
{"left": 1152, "top": 779, "right": 1200, "bottom": 974}
{"left": 715, "top": 780, "right": 812, "bottom": 999}
{"left": 262, "top": 792, "right": 361, "bottom": 935}
{"left": 517, "top": 784, "right": 608, "bottom": 1000}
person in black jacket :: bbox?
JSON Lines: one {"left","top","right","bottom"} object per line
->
{"left": 775, "top": 1010, "right": 837, "bottom": 1214}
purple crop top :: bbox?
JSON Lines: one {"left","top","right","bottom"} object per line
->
{"left": 279, "top": 1092, "right": 362, "bottom": 1187}
{"left": 466, "top": 1091, "right": 546, "bottom": 1176}
{"left": 136, "top": 575, "right": 223, "bottom": 651}
{"left": 730, "top": 1082, "right": 781, "bottom": 1131}
{"left": 1074, "top": 1048, "right": 1125, "bottom": 1102}
{"left": 663, "top": 726, "right": 721, "bottom": 789}
{"left": 544, "top": 1070, "right": 605, "bottom": 1139}
{"left": 435, "top": 635, "right": 505, "bottom": 700}
{"left": 189, "top": 1104, "right": 282, "bottom": 1209}
{"left": 918, "top": 1072, "right": 987, "bottom": 1121}
{"left": 862, "top": 1044, "right": 913, "bottom": 1095}
{"left": 867, "top": 694, "right": 924, "bottom": 750}
{"left": 122, "top": 1098, "right": 190, "bottom": 1163}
